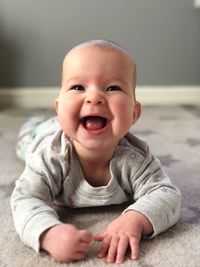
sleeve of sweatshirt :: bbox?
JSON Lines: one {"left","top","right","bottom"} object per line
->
{"left": 10, "top": 131, "right": 69, "bottom": 253}
{"left": 123, "top": 144, "right": 182, "bottom": 238}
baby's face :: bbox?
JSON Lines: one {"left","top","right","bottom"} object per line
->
{"left": 56, "top": 46, "right": 140, "bottom": 154}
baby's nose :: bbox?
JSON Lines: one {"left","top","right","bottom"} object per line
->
{"left": 85, "top": 90, "right": 105, "bottom": 105}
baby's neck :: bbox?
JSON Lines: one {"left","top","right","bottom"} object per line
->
{"left": 76, "top": 149, "right": 114, "bottom": 187}
{"left": 72, "top": 141, "right": 117, "bottom": 187}
{"left": 80, "top": 159, "right": 111, "bottom": 187}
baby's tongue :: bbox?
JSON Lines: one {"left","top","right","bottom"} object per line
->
{"left": 85, "top": 116, "right": 106, "bottom": 130}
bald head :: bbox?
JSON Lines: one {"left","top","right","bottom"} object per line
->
{"left": 68, "top": 39, "right": 131, "bottom": 57}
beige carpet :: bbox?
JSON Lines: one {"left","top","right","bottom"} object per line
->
{"left": 0, "top": 105, "right": 200, "bottom": 267}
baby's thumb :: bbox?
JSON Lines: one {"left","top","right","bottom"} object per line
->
{"left": 79, "top": 229, "right": 93, "bottom": 243}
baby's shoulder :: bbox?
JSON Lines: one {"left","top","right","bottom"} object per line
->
{"left": 118, "top": 132, "right": 149, "bottom": 158}
{"left": 30, "top": 128, "right": 72, "bottom": 159}
{"left": 111, "top": 133, "right": 152, "bottom": 177}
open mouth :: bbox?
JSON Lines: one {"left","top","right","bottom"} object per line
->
{"left": 81, "top": 116, "right": 108, "bottom": 131}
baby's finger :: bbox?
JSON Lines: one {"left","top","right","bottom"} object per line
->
{"left": 93, "top": 232, "right": 105, "bottom": 241}
{"left": 115, "top": 235, "right": 129, "bottom": 263}
{"left": 97, "top": 235, "right": 111, "bottom": 258}
{"left": 79, "top": 230, "right": 93, "bottom": 243}
{"left": 106, "top": 235, "right": 119, "bottom": 263}
{"left": 129, "top": 237, "right": 139, "bottom": 260}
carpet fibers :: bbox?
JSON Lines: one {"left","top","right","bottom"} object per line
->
{"left": 0, "top": 105, "right": 200, "bottom": 267}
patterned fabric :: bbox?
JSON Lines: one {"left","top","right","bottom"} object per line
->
{"left": 16, "top": 116, "right": 58, "bottom": 161}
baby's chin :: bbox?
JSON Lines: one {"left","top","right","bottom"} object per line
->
{"left": 72, "top": 138, "right": 118, "bottom": 154}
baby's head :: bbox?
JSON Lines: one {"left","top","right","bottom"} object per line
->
{"left": 61, "top": 39, "right": 137, "bottom": 98}
{"left": 56, "top": 39, "right": 141, "bottom": 152}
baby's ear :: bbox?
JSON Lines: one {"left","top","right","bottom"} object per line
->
{"left": 132, "top": 101, "right": 141, "bottom": 124}
{"left": 55, "top": 98, "right": 59, "bottom": 113}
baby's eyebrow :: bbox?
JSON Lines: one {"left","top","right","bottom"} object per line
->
{"left": 62, "top": 76, "right": 130, "bottom": 88}
{"left": 107, "top": 78, "right": 129, "bottom": 86}
{"left": 64, "top": 76, "right": 82, "bottom": 83}
{"left": 62, "top": 77, "right": 85, "bottom": 87}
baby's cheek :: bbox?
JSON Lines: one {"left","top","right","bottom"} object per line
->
{"left": 119, "top": 105, "right": 134, "bottom": 123}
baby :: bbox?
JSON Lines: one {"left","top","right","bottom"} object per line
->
{"left": 11, "top": 39, "right": 181, "bottom": 264}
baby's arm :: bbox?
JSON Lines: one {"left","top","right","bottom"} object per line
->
{"left": 11, "top": 165, "right": 93, "bottom": 263}
{"left": 40, "top": 224, "right": 92, "bottom": 262}
{"left": 11, "top": 139, "right": 94, "bottom": 262}
{"left": 94, "top": 210, "right": 153, "bottom": 264}
{"left": 95, "top": 144, "right": 181, "bottom": 263}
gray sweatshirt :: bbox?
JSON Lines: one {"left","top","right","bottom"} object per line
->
{"left": 10, "top": 128, "right": 181, "bottom": 253}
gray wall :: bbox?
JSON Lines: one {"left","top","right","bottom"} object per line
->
{"left": 0, "top": 0, "right": 200, "bottom": 87}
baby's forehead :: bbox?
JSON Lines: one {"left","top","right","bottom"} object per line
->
{"left": 62, "top": 45, "right": 136, "bottom": 89}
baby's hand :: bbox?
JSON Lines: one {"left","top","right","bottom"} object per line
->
{"left": 40, "top": 224, "right": 93, "bottom": 263}
{"left": 94, "top": 210, "right": 153, "bottom": 264}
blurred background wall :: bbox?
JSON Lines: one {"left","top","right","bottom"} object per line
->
{"left": 0, "top": 0, "right": 200, "bottom": 88}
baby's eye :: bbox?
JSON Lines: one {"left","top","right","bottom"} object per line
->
{"left": 106, "top": 85, "right": 121, "bottom": 92}
{"left": 71, "top": 85, "right": 85, "bottom": 91}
